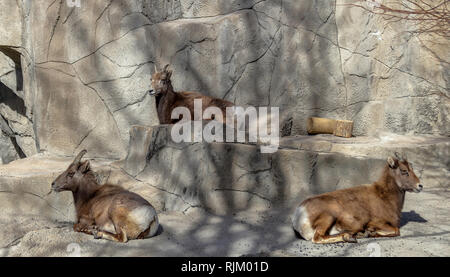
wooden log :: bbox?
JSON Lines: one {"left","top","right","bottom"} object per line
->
{"left": 307, "top": 117, "right": 336, "bottom": 135}
{"left": 307, "top": 117, "right": 353, "bottom": 138}
{"left": 333, "top": 120, "right": 353, "bottom": 138}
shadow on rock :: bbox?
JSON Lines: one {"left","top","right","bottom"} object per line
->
{"left": 400, "top": 210, "right": 427, "bottom": 227}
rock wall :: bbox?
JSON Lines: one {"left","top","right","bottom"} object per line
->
{"left": 0, "top": 0, "right": 448, "bottom": 160}
{"left": 0, "top": 1, "right": 37, "bottom": 163}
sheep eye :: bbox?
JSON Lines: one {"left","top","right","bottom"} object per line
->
{"left": 401, "top": 170, "right": 409, "bottom": 176}
{"left": 68, "top": 172, "right": 75, "bottom": 177}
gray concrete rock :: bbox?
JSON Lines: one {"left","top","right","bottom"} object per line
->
{"left": 0, "top": 48, "right": 37, "bottom": 163}
{"left": 122, "top": 125, "right": 449, "bottom": 214}
{"left": 0, "top": 135, "right": 19, "bottom": 164}
{"left": 0, "top": 1, "right": 22, "bottom": 47}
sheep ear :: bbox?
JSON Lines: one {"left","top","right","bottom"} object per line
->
{"left": 163, "top": 64, "right": 170, "bottom": 72}
{"left": 387, "top": 157, "right": 398, "bottom": 169}
{"left": 78, "top": 160, "right": 90, "bottom": 173}
{"left": 166, "top": 70, "right": 172, "bottom": 79}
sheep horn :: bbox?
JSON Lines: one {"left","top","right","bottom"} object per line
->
{"left": 73, "top": 150, "right": 87, "bottom": 164}
{"left": 402, "top": 152, "right": 408, "bottom": 161}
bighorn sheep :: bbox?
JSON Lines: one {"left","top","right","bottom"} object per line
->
{"left": 292, "top": 153, "right": 423, "bottom": 244}
{"left": 148, "top": 64, "right": 234, "bottom": 124}
{"left": 51, "top": 150, "right": 159, "bottom": 243}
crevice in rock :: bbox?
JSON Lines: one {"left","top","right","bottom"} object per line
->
{"left": 0, "top": 46, "right": 24, "bottom": 93}
{"left": 62, "top": 7, "right": 75, "bottom": 24}
{"left": 9, "top": 136, "right": 26, "bottom": 159}
{"left": 119, "top": 166, "right": 201, "bottom": 211}
{"left": 73, "top": 126, "right": 95, "bottom": 154}
{"left": 47, "top": 0, "right": 63, "bottom": 61}
{"left": 0, "top": 47, "right": 29, "bottom": 161}
{"left": 213, "top": 188, "right": 271, "bottom": 203}
{"left": 0, "top": 190, "right": 65, "bottom": 216}
{"left": 222, "top": 21, "right": 280, "bottom": 101}
{"left": 112, "top": 93, "right": 148, "bottom": 113}
{"left": 96, "top": 0, "right": 115, "bottom": 23}
{"left": 308, "top": 153, "right": 319, "bottom": 194}
{"left": 334, "top": 0, "right": 349, "bottom": 119}
{"left": 70, "top": 64, "right": 122, "bottom": 138}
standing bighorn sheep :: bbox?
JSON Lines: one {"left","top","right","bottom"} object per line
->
{"left": 148, "top": 64, "right": 234, "bottom": 124}
{"left": 51, "top": 150, "right": 159, "bottom": 243}
{"left": 292, "top": 153, "right": 423, "bottom": 244}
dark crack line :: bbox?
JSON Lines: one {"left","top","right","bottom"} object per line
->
{"left": 46, "top": 0, "right": 58, "bottom": 12}
{"left": 63, "top": 7, "right": 75, "bottom": 24}
{"left": 47, "top": 0, "right": 63, "bottom": 61}
{"left": 0, "top": 70, "right": 14, "bottom": 78}
{"left": 116, "top": 164, "right": 202, "bottom": 211}
{"left": 0, "top": 191, "right": 64, "bottom": 216}
{"left": 4, "top": 235, "right": 24, "bottom": 248}
{"left": 96, "top": 0, "right": 115, "bottom": 23}
{"left": 36, "top": 3, "right": 266, "bottom": 66}
{"left": 70, "top": 64, "right": 122, "bottom": 140}
{"left": 222, "top": 20, "right": 280, "bottom": 101}
{"left": 334, "top": 0, "right": 349, "bottom": 119}
{"left": 74, "top": 126, "right": 95, "bottom": 152}
{"left": 84, "top": 60, "right": 154, "bottom": 85}
{"left": 35, "top": 65, "right": 76, "bottom": 78}
{"left": 2, "top": 224, "right": 70, "bottom": 249}
{"left": 113, "top": 93, "right": 148, "bottom": 113}
{"left": 213, "top": 188, "right": 271, "bottom": 202}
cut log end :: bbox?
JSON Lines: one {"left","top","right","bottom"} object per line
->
{"left": 333, "top": 120, "right": 353, "bottom": 138}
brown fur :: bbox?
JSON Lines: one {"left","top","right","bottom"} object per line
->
{"left": 52, "top": 150, "right": 158, "bottom": 243}
{"left": 149, "top": 64, "right": 234, "bottom": 124}
{"left": 293, "top": 155, "right": 422, "bottom": 244}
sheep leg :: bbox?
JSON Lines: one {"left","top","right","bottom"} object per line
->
{"left": 311, "top": 214, "right": 357, "bottom": 243}
{"left": 372, "top": 227, "right": 400, "bottom": 238}
{"left": 314, "top": 232, "right": 357, "bottom": 244}
{"left": 367, "top": 222, "right": 400, "bottom": 238}
{"left": 95, "top": 229, "right": 128, "bottom": 243}
{"left": 73, "top": 215, "right": 97, "bottom": 235}
{"left": 355, "top": 229, "right": 372, "bottom": 238}
{"left": 136, "top": 218, "right": 159, "bottom": 239}
{"left": 73, "top": 223, "right": 97, "bottom": 235}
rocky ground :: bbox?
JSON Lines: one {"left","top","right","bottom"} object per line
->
{"left": 0, "top": 188, "right": 448, "bottom": 257}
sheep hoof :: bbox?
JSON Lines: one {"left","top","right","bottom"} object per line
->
{"left": 343, "top": 234, "right": 357, "bottom": 243}
{"left": 92, "top": 230, "right": 101, "bottom": 239}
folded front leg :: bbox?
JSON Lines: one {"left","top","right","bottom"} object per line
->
{"left": 367, "top": 221, "right": 400, "bottom": 238}
{"left": 74, "top": 216, "right": 97, "bottom": 235}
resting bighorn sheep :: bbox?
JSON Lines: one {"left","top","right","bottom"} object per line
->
{"left": 148, "top": 64, "right": 234, "bottom": 124}
{"left": 292, "top": 153, "right": 423, "bottom": 244}
{"left": 51, "top": 150, "right": 159, "bottom": 243}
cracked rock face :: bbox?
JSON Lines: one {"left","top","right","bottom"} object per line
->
{"left": 0, "top": 50, "right": 37, "bottom": 163}
{"left": 122, "top": 125, "right": 450, "bottom": 215}
{"left": 0, "top": 0, "right": 449, "bottom": 160}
